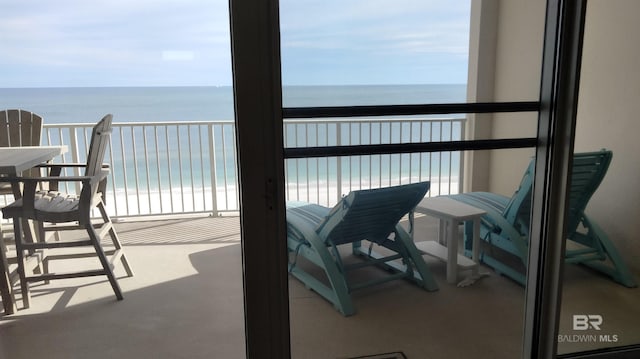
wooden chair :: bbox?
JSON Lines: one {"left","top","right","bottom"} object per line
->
{"left": 447, "top": 150, "right": 636, "bottom": 288}
{"left": 1, "top": 114, "right": 133, "bottom": 308}
{"left": 0, "top": 109, "right": 43, "bottom": 313}
{"left": 286, "top": 182, "right": 437, "bottom": 316}
{"left": 0, "top": 109, "right": 43, "bottom": 196}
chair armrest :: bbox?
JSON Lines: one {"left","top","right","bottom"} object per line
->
{"left": 37, "top": 163, "right": 110, "bottom": 190}
{"left": 35, "top": 162, "right": 88, "bottom": 168}
{"left": 35, "top": 162, "right": 110, "bottom": 172}
{"left": 11, "top": 170, "right": 109, "bottom": 195}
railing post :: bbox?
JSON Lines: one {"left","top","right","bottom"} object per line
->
{"left": 209, "top": 123, "right": 219, "bottom": 217}
{"left": 459, "top": 118, "right": 466, "bottom": 194}
{"left": 335, "top": 121, "right": 342, "bottom": 202}
{"left": 231, "top": 125, "right": 240, "bottom": 211}
{"left": 69, "top": 126, "right": 82, "bottom": 195}
{"left": 130, "top": 126, "right": 141, "bottom": 215}
{"left": 119, "top": 126, "right": 131, "bottom": 215}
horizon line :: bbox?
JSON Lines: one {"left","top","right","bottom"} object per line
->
{"left": 0, "top": 83, "right": 467, "bottom": 90}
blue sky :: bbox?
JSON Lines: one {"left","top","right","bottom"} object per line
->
{"left": 1, "top": 0, "right": 470, "bottom": 88}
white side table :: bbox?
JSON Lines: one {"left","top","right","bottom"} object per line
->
{"left": 412, "top": 197, "right": 486, "bottom": 285}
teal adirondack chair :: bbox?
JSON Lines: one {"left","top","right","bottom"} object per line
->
{"left": 447, "top": 150, "right": 636, "bottom": 288}
{"left": 286, "top": 182, "right": 437, "bottom": 316}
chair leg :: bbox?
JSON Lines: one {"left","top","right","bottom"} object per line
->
{"left": 98, "top": 202, "right": 133, "bottom": 277}
{"left": 85, "top": 222, "right": 123, "bottom": 301}
{"left": 578, "top": 217, "right": 637, "bottom": 288}
{"left": 393, "top": 227, "right": 439, "bottom": 291}
{"left": 33, "top": 221, "right": 48, "bottom": 283}
{"left": 0, "top": 227, "right": 17, "bottom": 315}
{"left": 12, "top": 220, "right": 31, "bottom": 309}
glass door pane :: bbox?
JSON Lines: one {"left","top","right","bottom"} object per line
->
{"left": 557, "top": 0, "right": 640, "bottom": 355}
{"left": 280, "top": 1, "right": 546, "bottom": 357}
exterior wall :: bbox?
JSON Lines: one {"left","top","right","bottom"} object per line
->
{"left": 487, "top": 0, "right": 545, "bottom": 195}
{"left": 574, "top": 0, "right": 640, "bottom": 257}
{"left": 464, "top": 0, "right": 496, "bottom": 193}
{"left": 466, "top": 0, "right": 545, "bottom": 196}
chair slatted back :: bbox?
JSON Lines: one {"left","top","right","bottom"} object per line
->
{"left": 501, "top": 150, "right": 612, "bottom": 237}
{"left": 79, "top": 114, "right": 112, "bottom": 211}
{"left": 0, "top": 109, "right": 42, "bottom": 148}
{"left": 565, "top": 150, "right": 612, "bottom": 233}
{"left": 85, "top": 114, "right": 112, "bottom": 177}
{"left": 0, "top": 109, "right": 43, "bottom": 180}
{"left": 317, "top": 182, "right": 430, "bottom": 246}
{"left": 502, "top": 159, "right": 535, "bottom": 235}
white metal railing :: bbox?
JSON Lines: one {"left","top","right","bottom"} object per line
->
{"left": 284, "top": 118, "right": 465, "bottom": 207}
{"left": 41, "top": 121, "right": 238, "bottom": 218}
{"left": 32, "top": 117, "right": 464, "bottom": 218}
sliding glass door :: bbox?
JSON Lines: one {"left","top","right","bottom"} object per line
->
{"left": 278, "top": 1, "right": 543, "bottom": 358}
{"left": 230, "top": 0, "right": 640, "bottom": 358}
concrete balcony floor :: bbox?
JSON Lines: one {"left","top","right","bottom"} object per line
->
{"left": 1, "top": 215, "right": 638, "bottom": 358}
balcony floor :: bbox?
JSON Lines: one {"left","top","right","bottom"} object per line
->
{"left": 1, "top": 215, "right": 639, "bottom": 358}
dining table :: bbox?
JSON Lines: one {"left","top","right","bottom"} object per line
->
{"left": 0, "top": 145, "right": 66, "bottom": 315}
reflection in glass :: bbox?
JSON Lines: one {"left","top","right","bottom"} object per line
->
{"left": 557, "top": 2, "right": 640, "bottom": 355}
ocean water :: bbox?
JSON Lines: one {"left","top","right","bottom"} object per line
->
{"left": 0, "top": 84, "right": 465, "bottom": 123}
{"left": 0, "top": 85, "right": 466, "bottom": 214}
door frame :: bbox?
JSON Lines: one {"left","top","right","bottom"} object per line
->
{"left": 229, "top": 0, "right": 290, "bottom": 357}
